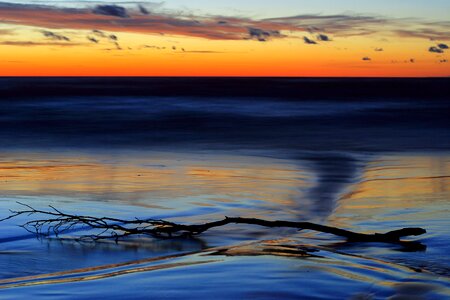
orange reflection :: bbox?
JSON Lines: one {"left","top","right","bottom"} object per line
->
{"left": 0, "top": 151, "right": 310, "bottom": 213}
{"left": 330, "top": 155, "right": 450, "bottom": 228}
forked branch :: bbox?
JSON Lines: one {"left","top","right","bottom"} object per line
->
{"left": 1, "top": 203, "right": 426, "bottom": 247}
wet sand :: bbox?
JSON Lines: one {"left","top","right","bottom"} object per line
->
{"left": 0, "top": 78, "right": 449, "bottom": 299}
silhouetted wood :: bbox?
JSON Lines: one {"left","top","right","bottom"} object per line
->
{"left": 1, "top": 202, "right": 426, "bottom": 247}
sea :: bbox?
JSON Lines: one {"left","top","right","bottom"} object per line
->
{"left": 0, "top": 78, "right": 449, "bottom": 299}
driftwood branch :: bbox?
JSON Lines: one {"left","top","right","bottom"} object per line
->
{"left": 1, "top": 203, "right": 426, "bottom": 247}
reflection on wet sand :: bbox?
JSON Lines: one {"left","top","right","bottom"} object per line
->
{"left": 300, "top": 153, "right": 365, "bottom": 220}
{"left": 0, "top": 259, "right": 219, "bottom": 289}
{"left": 1, "top": 238, "right": 448, "bottom": 298}
{"left": 331, "top": 155, "right": 450, "bottom": 229}
{"left": 0, "top": 152, "right": 449, "bottom": 299}
{"left": 325, "top": 155, "right": 450, "bottom": 276}
{"left": 0, "top": 151, "right": 310, "bottom": 220}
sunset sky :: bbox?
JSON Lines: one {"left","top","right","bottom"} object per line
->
{"left": 0, "top": 1, "right": 449, "bottom": 76}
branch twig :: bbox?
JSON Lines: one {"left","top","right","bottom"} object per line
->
{"left": 1, "top": 202, "right": 426, "bottom": 248}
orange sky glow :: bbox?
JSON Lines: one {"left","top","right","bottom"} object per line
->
{"left": 0, "top": 1, "right": 449, "bottom": 76}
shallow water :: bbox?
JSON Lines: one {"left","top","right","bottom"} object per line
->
{"left": 0, "top": 150, "right": 449, "bottom": 299}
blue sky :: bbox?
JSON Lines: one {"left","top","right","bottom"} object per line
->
{"left": 6, "top": 0, "right": 450, "bottom": 19}
{"left": 166, "top": 0, "right": 450, "bottom": 19}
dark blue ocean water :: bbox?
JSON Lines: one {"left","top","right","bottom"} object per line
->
{"left": 0, "top": 78, "right": 449, "bottom": 153}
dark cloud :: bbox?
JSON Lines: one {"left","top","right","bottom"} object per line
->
{"left": 393, "top": 29, "right": 450, "bottom": 41}
{"left": 93, "top": 5, "right": 129, "bottom": 18}
{"left": 440, "top": 59, "right": 448, "bottom": 63}
{"left": 141, "top": 45, "right": 221, "bottom": 53}
{"left": 429, "top": 46, "right": 444, "bottom": 53}
{"left": 266, "top": 16, "right": 449, "bottom": 40}
{"left": 92, "top": 28, "right": 121, "bottom": 49}
{"left": 248, "top": 28, "right": 282, "bottom": 42}
{"left": 303, "top": 36, "right": 317, "bottom": 44}
{"left": 138, "top": 5, "right": 149, "bottom": 15}
{"left": 87, "top": 36, "right": 99, "bottom": 43}
{"left": 410, "top": 58, "right": 415, "bottom": 63}
{"left": 0, "top": 40, "right": 79, "bottom": 47}
{"left": 91, "top": 30, "right": 119, "bottom": 44}
{"left": 266, "top": 14, "right": 381, "bottom": 22}
{"left": 42, "top": 30, "right": 70, "bottom": 41}
{"left": 317, "top": 34, "right": 330, "bottom": 41}
{"left": 374, "top": 48, "right": 383, "bottom": 51}
{"left": 180, "top": 50, "right": 223, "bottom": 54}
{"left": 0, "top": 2, "right": 449, "bottom": 42}
{"left": 438, "top": 43, "right": 448, "bottom": 49}
{"left": 307, "top": 26, "right": 320, "bottom": 33}
{"left": 265, "top": 14, "right": 390, "bottom": 38}
{"left": 142, "top": 45, "right": 165, "bottom": 50}
{"left": 92, "top": 29, "right": 107, "bottom": 38}
{"left": 362, "top": 57, "right": 371, "bottom": 61}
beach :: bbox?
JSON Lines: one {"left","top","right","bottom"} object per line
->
{"left": 0, "top": 78, "right": 449, "bottom": 299}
